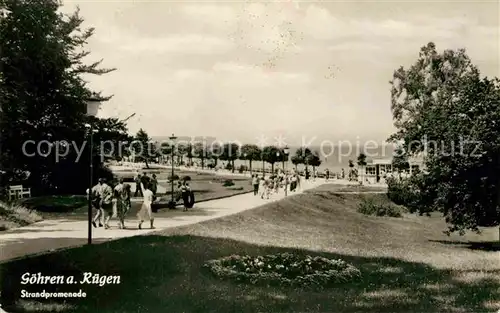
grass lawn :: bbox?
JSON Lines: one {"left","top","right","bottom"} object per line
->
{"left": 1, "top": 185, "right": 498, "bottom": 312}
{"left": 15, "top": 170, "right": 252, "bottom": 221}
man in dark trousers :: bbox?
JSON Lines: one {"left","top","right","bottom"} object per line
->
{"left": 134, "top": 173, "right": 143, "bottom": 197}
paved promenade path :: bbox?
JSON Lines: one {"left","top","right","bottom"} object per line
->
{"left": 0, "top": 180, "right": 325, "bottom": 263}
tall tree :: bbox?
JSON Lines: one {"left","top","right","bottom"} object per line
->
{"left": 357, "top": 153, "right": 367, "bottom": 184}
{"left": 193, "top": 142, "right": 207, "bottom": 169}
{"left": 221, "top": 143, "right": 240, "bottom": 173}
{"left": 262, "top": 146, "right": 280, "bottom": 174}
{"left": 306, "top": 151, "right": 322, "bottom": 175}
{"left": 392, "top": 146, "right": 409, "bottom": 178}
{"left": 240, "top": 144, "right": 261, "bottom": 174}
{"left": 0, "top": 0, "right": 116, "bottom": 194}
{"left": 131, "top": 129, "right": 157, "bottom": 168}
{"left": 388, "top": 42, "right": 500, "bottom": 236}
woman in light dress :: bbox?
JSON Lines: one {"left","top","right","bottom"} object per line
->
{"left": 137, "top": 181, "right": 155, "bottom": 229}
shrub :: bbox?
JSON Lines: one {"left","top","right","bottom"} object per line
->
{"left": 182, "top": 175, "right": 192, "bottom": 181}
{"left": 357, "top": 197, "right": 405, "bottom": 217}
{"left": 0, "top": 201, "right": 43, "bottom": 230}
{"left": 228, "top": 186, "right": 244, "bottom": 191}
{"left": 168, "top": 174, "right": 180, "bottom": 182}
{"left": 223, "top": 179, "right": 235, "bottom": 187}
{"left": 225, "top": 163, "right": 233, "bottom": 170}
{"left": 238, "top": 165, "right": 248, "bottom": 173}
{"left": 204, "top": 253, "right": 361, "bottom": 289}
{"left": 386, "top": 176, "right": 424, "bottom": 212}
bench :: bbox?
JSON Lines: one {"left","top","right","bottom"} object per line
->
{"left": 8, "top": 185, "right": 31, "bottom": 201}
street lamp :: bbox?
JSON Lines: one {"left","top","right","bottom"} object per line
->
{"left": 283, "top": 146, "right": 290, "bottom": 196}
{"left": 168, "top": 134, "right": 177, "bottom": 209}
{"left": 85, "top": 99, "right": 101, "bottom": 245}
{"left": 243, "top": 153, "right": 248, "bottom": 175}
{"left": 276, "top": 151, "right": 280, "bottom": 175}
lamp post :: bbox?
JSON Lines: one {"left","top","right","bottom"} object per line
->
{"left": 284, "top": 146, "right": 290, "bottom": 196}
{"left": 169, "top": 134, "right": 177, "bottom": 209}
{"left": 85, "top": 99, "right": 101, "bottom": 245}
{"left": 243, "top": 153, "right": 248, "bottom": 175}
{"left": 276, "top": 151, "right": 280, "bottom": 175}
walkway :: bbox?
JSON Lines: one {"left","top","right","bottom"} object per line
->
{"left": 0, "top": 180, "right": 325, "bottom": 263}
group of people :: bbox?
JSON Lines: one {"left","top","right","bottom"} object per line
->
{"left": 251, "top": 171, "right": 302, "bottom": 200}
{"left": 87, "top": 174, "right": 157, "bottom": 230}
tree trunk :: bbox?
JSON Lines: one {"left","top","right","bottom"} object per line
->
{"left": 201, "top": 156, "right": 204, "bottom": 169}
{"left": 271, "top": 163, "right": 275, "bottom": 174}
{"left": 249, "top": 160, "right": 253, "bottom": 174}
{"left": 145, "top": 159, "right": 149, "bottom": 169}
{"left": 231, "top": 159, "right": 235, "bottom": 173}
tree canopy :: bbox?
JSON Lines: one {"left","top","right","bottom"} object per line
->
{"left": 0, "top": 0, "right": 121, "bottom": 194}
{"left": 388, "top": 42, "right": 500, "bottom": 234}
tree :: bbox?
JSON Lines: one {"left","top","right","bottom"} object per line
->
{"left": 306, "top": 151, "right": 322, "bottom": 175}
{"left": 193, "top": 142, "right": 207, "bottom": 169}
{"left": 220, "top": 143, "right": 240, "bottom": 173}
{"left": 262, "top": 146, "right": 280, "bottom": 174}
{"left": 392, "top": 146, "right": 409, "bottom": 177}
{"left": 209, "top": 142, "right": 223, "bottom": 168}
{"left": 291, "top": 155, "right": 301, "bottom": 171}
{"left": 131, "top": 129, "right": 157, "bottom": 168}
{"left": 348, "top": 160, "right": 356, "bottom": 181}
{"left": 293, "top": 147, "right": 312, "bottom": 171}
{"left": 240, "top": 144, "right": 261, "bottom": 174}
{"left": 388, "top": 42, "right": 500, "bottom": 236}
{"left": 0, "top": 0, "right": 116, "bottom": 195}
{"left": 357, "top": 153, "right": 367, "bottom": 184}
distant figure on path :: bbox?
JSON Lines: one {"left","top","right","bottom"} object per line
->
{"left": 137, "top": 181, "right": 155, "bottom": 229}
{"left": 341, "top": 168, "right": 345, "bottom": 179}
{"left": 134, "top": 173, "right": 143, "bottom": 197}
{"left": 150, "top": 174, "right": 158, "bottom": 196}
{"left": 180, "top": 181, "right": 192, "bottom": 211}
{"left": 260, "top": 177, "right": 270, "bottom": 199}
{"left": 325, "top": 168, "right": 330, "bottom": 181}
{"left": 99, "top": 178, "right": 114, "bottom": 229}
{"left": 252, "top": 174, "right": 260, "bottom": 196}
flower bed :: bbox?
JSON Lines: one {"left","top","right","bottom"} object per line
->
{"left": 203, "top": 253, "right": 361, "bottom": 289}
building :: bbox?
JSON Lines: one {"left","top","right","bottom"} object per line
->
{"left": 362, "top": 155, "right": 425, "bottom": 184}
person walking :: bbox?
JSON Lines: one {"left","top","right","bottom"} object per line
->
{"left": 325, "top": 168, "right": 330, "bottom": 181}
{"left": 137, "top": 181, "right": 155, "bottom": 229}
{"left": 114, "top": 178, "right": 131, "bottom": 229}
{"left": 99, "top": 178, "right": 114, "bottom": 229}
{"left": 150, "top": 174, "right": 158, "bottom": 197}
{"left": 134, "top": 173, "right": 143, "bottom": 197}
{"left": 180, "top": 181, "right": 191, "bottom": 211}
{"left": 252, "top": 174, "right": 260, "bottom": 196}
{"left": 88, "top": 182, "right": 103, "bottom": 228}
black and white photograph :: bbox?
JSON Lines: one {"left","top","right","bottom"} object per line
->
{"left": 0, "top": 0, "right": 499, "bottom": 312}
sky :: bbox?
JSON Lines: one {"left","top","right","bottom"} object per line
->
{"left": 62, "top": 0, "right": 499, "bottom": 147}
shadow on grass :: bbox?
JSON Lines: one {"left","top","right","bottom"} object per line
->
{"left": 1, "top": 235, "right": 498, "bottom": 313}
{"left": 429, "top": 240, "right": 500, "bottom": 252}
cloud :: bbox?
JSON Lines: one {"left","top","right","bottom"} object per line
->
{"left": 117, "top": 34, "right": 235, "bottom": 55}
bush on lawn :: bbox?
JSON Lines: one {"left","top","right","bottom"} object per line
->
{"left": 357, "top": 197, "right": 405, "bottom": 217}
{"left": 225, "top": 163, "right": 233, "bottom": 170}
{"left": 168, "top": 174, "right": 180, "bottom": 182}
{"left": 21, "top": 196, "right": 86, "bottom": 213}
{"left": 0, "top": 201, "right": 43, "bottom": 230}
{"left": 182, "top": 175, "right": 192, "bottom": 182}
{"left": 386, "top": 177, "right": 419, "bottom": 207}
{"left": 228, "top": 186, "right": 244, "bottom": 191}
{"left": 222, "top": 179, "right": 235, "bottom": 187}
{"left": 204, "top": 253, "right": 361, "bottom": 289}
